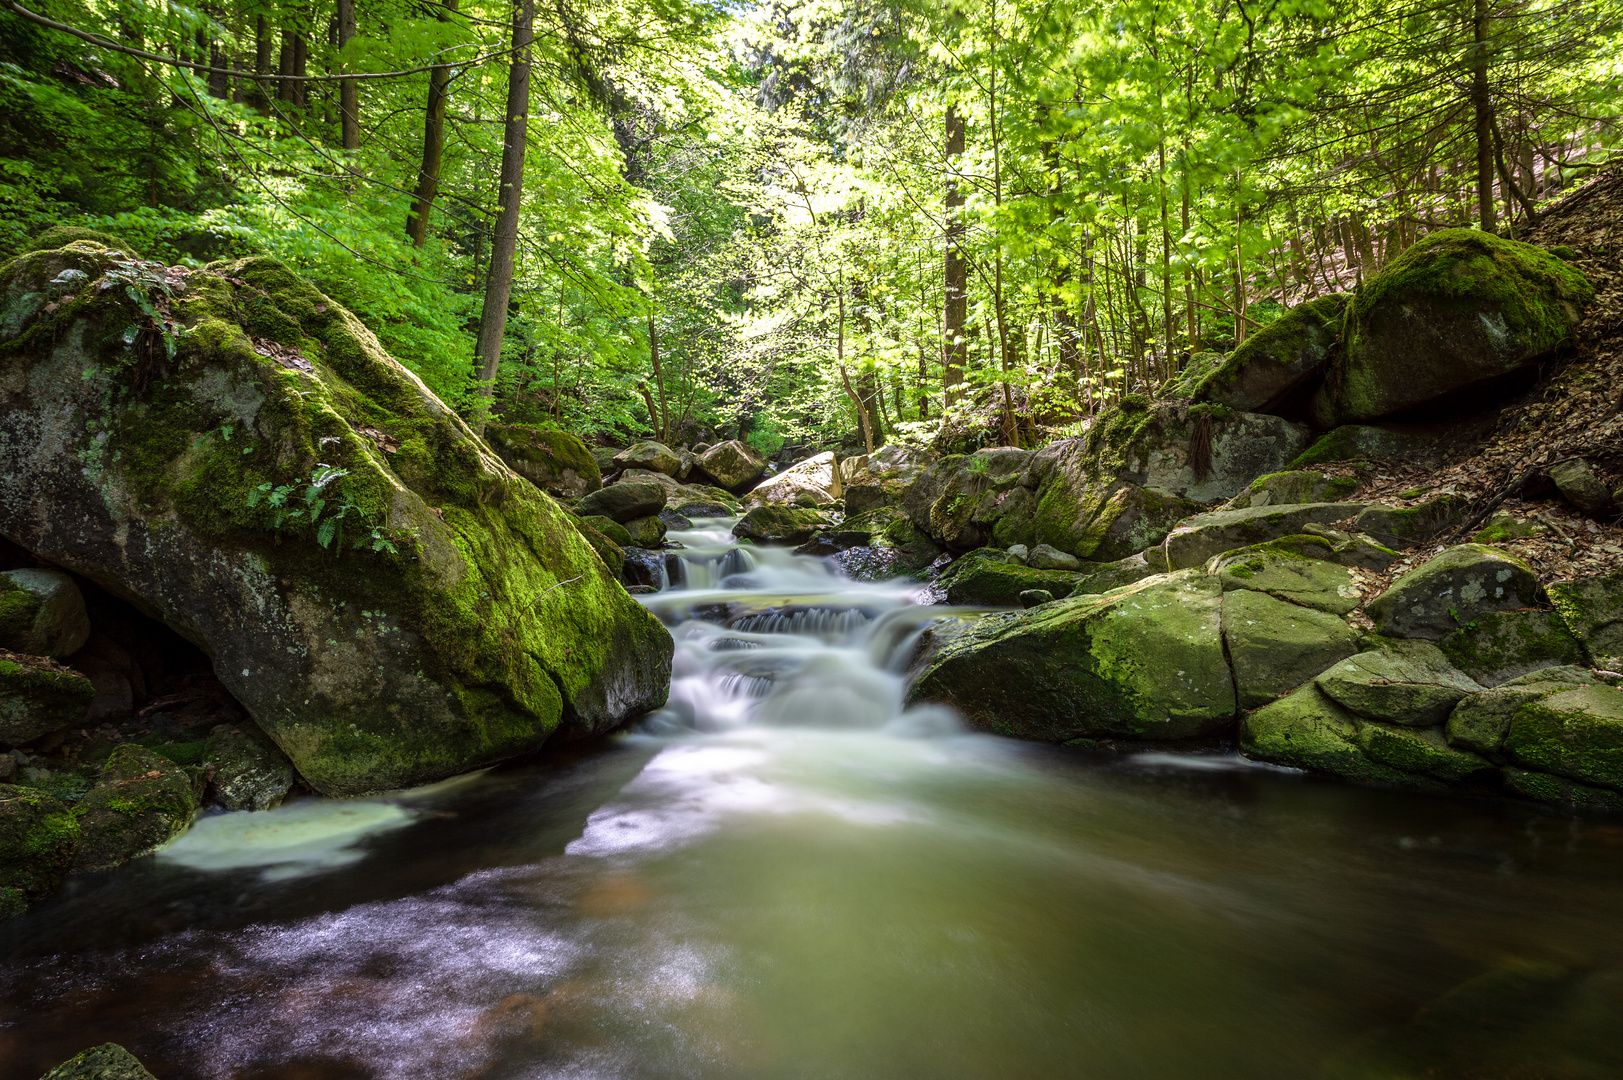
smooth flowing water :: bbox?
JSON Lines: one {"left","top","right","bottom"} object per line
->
{"left": 4, "top": 519, "right": 1623, "bottom": 1080}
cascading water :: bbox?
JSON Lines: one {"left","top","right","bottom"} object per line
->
{"left": 3, "top": 518, "right": 1622, "bottom": 1080}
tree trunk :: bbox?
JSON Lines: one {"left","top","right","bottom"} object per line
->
{"left": 252, "top": 15, "right": 273, "bottom": 110}
{"left": 472, "top": 0, "right": 535, "bottom": 432}
{"left": 1471, "top": 0, "right": 1497, "bottom": 234}
{"left": 406, "top": 0, "right": 460, "bottom": 246}
{"left": 943, "top": 104, "right": 967, "bottom": 407}
{"left": 337, "top": 0, "right": 360, "bottom": 150}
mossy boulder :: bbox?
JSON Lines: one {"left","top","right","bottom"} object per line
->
{"left": 1316, "top": 643, "right": 1481, "bottom": 726}
{"left": 1081, "top": 402, "right": 1313, "bottom": 505}
{"left": 1067, "top": 553, "right": 1163, "bottom": 597}
{"left": 25, "top": 226, "right": 140, "bottom": 259}
{"left": 746, "top": 451, "right": 841, "bottom": 507}
{"left": 0, "top": 569, "right": 89, "bottom": 657}
{"left": 1226, "top": 469, "right": 1359, "bottom": 509}
{"left": 612, "top": 440, "right": 681, "bottom": 477}
{"left": 909, "top": 570, "right": 1235, "bottom": 741}
{"left": 1032, "top": 471, "right": 1200, "bottom": 563}
{"left": 732, "top": 505, "right": 829, "bottom": 544}
{"left": 1207, "top": 541, "right": 1361, "bottom": 615}
{"left": 1546, "top": 569, "right": 1623, "bottom": 670}
{"left": 205, "top": 722, "right": 295, "bottom": 811}
{"left": 1354, "top": 494, "right": 1466, "bottom": 549}
{"left": 0, "top": 244, "right": 672, "bottom": 795}
{"left": 486, "top": 423, "right": 601, "bottom": 499}
{"left": 577, "top": 480, "right": 666, "bottom": 523}
{"left": 1503, "top": 683, "right": 1623, "bottom": 791}
{"left": 1221, "top": 589, "right": 1359, "bottom": 708}
{"left": 0, "top": 783, "right": 79, "bottom": 918}
{"left": 1162, "top": 502, "right": 1367, "bottom": 570}
{"left": 1444, "top": 665, "right": 1595, "bottom": 757}
{"left": 1240, "top": 684, "right": 1432, "bottom": 788}
{"left": 1438, "top": 609, "right": 1585, "bottom": 686}
{"left": 0, "top": 651, "right": 95, "bottom": 746}
{"left": 37, "top": 1043, "right": 158, "bottom": 1080}
{"left": 622, "top": 514, "right": 668, "bottom": 548}
{"left": 1289, "top": 423, "right": 1453, "bottom": 469}
{"left": 71, "top": 744, "right": 197, "bottom": 871}
{"left": 1501, "top": 767, "right": 1623, "bottom": 811}
{"left": 694, "top": 439, "right": 766, "bottom": 491}
{"left": 1367, "top": 545, "right": 1542, "bottom": 640}
{"left": 834, "top": 507, "right": 942, "bottom": 581}
{"left": 936, "top": 550, "right": 1081, "bottom": 606}
{"left": 1355, "top": 721, "right": 1494, "bottom": 782}
{"left": 566, "top": 515, "right": 625, "bottom": 577}
{"left": 1194, "top": 293, "right": 1349, "bottom": 414}
{"left": 905, "top": 448, "right": 1034, "bottom": 551}
{"left": 1312, "top": 229, "right": 1593, "bottom": 427}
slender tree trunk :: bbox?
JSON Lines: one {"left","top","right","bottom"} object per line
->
{"left": 406, "top": 0, "right": 460, "bottom": 246}
{"left": 943, "top": 104, "right": 967, "bottom": 408}
{"left": 1471, "top": 0, "right": 1497, "bottom": 233}
{"left": 292, "top": 28, "right": 307, "bottom": 108}
{"left": 1233, "top": 170, "right": 1247, "bottom": 347}
{"left": 472, "top": 0, "right": 535, "bottom": 432}
{"left": 337, "top": 0, "right": 360, "bottom": 150}
{"left": 252, "top": 14, "right": 273, "bottom": 110}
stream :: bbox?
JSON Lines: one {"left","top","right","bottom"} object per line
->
{"left": 3, "top": 518, "right": 1623, "bottom": 1079}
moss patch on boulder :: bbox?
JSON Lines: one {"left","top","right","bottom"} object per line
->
{"left": 1367, "top": 545, "right": 1542, "bottom": 640}
{"left": 486, "top": 423, "right": 601, "bottom": 499}
{"left": 1222, "top": 589, "right": 1360, "bottom": 708}
{"left": 0, "top": 783, "right": 79, "bottom": 918}
{"left": 0, "top": 650, "right": 95, "bottom": 746}
{"left": 1194, "top": 293, "right": 1348, "bottom": 414}
{"left": 936, "top": 551, "right": 1081, "bottom": 606}
{"left": 71, "top": 744, "right": 197, "bottom": 872}
{"left": 1438, "top": 609, "right": 1585, "bottom": 686}
{"left": 1546, "top": 568, "right": 1623, "bottom": 669}
{"left": 1240, "top": 684, "right": 1434, "bottom": 788}
{"left": 1503, "top": 683, "right": 1623, "bottom": 791}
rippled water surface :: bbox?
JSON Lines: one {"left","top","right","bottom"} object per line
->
{"left": 4, "top": 521, "right": 1623, "bottom": 1079}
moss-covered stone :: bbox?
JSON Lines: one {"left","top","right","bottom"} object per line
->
{"left": 1032, "top": 472, "right": 1200, "bottom": 563}
{"left": 1471, "top": 514, "right": 1546, "bottom": 545}
{"left": 0, "top": 651, "right": 95, "bottom": 746}
{"left": 25, "top": 226, "right": 140, "bottom": 259}
{"left": 1367, "top": 545, "right": 1542, "bottom": 640}
{"left": 37, "top": 1042, "right": 159, "bottom": 1080}
{"left": 1354, "top": 495, "right": 1466, "bottom": 549}
{"left": 621, "top": 514, "right": 668, "bottom": 548}
{"left": 732, "top": 504, "right": 828, "bottom": 544}
{"left": 71, "top": 744, "right": 197, "bottom": 871}
{"left": 1503, "top": 684, "right": 1623, "bottom": 791}
{"left": 1313, "top": 229, "right": 1594, "bottom": 426}
{"left": 1501, "top": 767, "right": 1623, "bottom": 811}
{"left": 694, "top": 439, "right": 766, "bottom": 491}
{"left": 1227, "top": 469, "right": 1359, "bottom": 509}
{"left": 1081, "top": 402, "right": 1313, "bottom": 505}
{"left": 1194, "top": 293, "right": 1349, "bottom": 413}
{"left": 1207, "top": 542, "right": 1361, "bottom": 615}
{"left": 0, "top": 569, "right": 89, "bottom": 658}
{"left": 1162, "top": 502, "right": 1367, "bottom": 570}
{"left": 1546, "top": 568, "right": 1623, "bottom": 670}
{"left": 486, "top": 423, "right": 601, "bottom": 499}
{"left": 746, "top": 452, "right": 841, "bottom": 507}
{"left": 1067, "top": 553, "right": 1163, "bottom": 597}
{"left": 1288, "top": 424, "right": 1450, "bottom": 469}
{"left": 567, "top": 515, "right": 626, "bottom": 577}
{"left": 936, "top": 551, "right": 1081, "bottom": 606}
{"left": 832, "top": 506, "right": 942, "bottom": 581}
{"left": 0, "top": 244, "right": 672, "bottom": 796}
{"left": 0, "top": 783, "right": 79, "bottom": 918}
{"left": 1316, "top": 642, "right": 1481, "bottom": 726}
{"left": 1437, "top": 609, "right": 1585, "bottom": 686}
{"left": 1221, "top": 589, "right": 1360, "bottom": 708}
{"left": 612, "top": 440, "right": 681, "bottom": 477}
{"left": 1356, "top": 721, "right": 1494, "bottom": 782}
{"left": 909, "top": 570, "right": 1235, "bottom": 741}
{"left": 1444, "top": 665, "right": 1595, "bottom": 757}
{"left": 1240, "top": 684, "right": 1433, "bottom": 787}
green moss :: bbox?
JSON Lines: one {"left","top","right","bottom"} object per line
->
{"left": 1356, "top": 722, "right": 1493, "bottom": 781}
{"left": 25, "top": 226, "right": 139, "bottom": 258}
{"left": 1503, "top": 685, "right": 1623, "bottom": 790}
{"left": 487, "top": 423, "right": 602, "bottom": 492}
{"left": 0, "top": 578, "right": 41, "bottom": 647}
{"left": 1193, "top": 293, "right": 1348, "bottom": 403}
{"left": 1241, "top": 685, "right": 1436, "bottom": 788}
{"left": 1438, "top": 610, "right": 1583, "bottom": 686}
{"left": 0, "top": 784, "right": 80, "bottom": 913}
{"left": 145, "top": 739, "right": 209, "bottom": 767}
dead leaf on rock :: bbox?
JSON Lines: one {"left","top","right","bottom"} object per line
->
{"left": 354, "top": 424, "right": 401, "bottom": 453}
{"left": 251, "top": 337, "right": 313, "bottom": 372}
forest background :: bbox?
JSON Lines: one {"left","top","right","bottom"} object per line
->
{"left": 2, "top": 0, "right": 1620, "bottom": 457}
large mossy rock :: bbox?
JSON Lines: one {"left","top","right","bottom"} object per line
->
{"left": 1353, "top": 494, "right": 1466, "bottom": 549}
{"left": 1029, "top": 462, "right": 1200, "bottom": 563}
{"left": 935, "top": 550, "right": 1080, "bottom": 607}
{"left": 909, "top": 570, "right": 1235, "bottom": 741}
{"left": 747, "top": 451, "right": 841, "bottom": 507}
{"left": 0, "top": 651, "right": 95, "bottom": 746}
{"left": 1221, "top": 589, "right": 1359, "bottom": 708}
{"left": 0, "top": 569, "right": 90, "bottom": 657}
{"left": 1438, "top": 609, "right": 1585, "bottom": 686}
{"left": 1315, "top": 643, "right": 1482, "bottom": 726}
{"left": 577, "top": 480, "right": 667, "bottom": 523}
{"left": 732, "top": 505, "right": 829, "bottom": 544}
{"left": 694, "top": 439, "right": 766, "bottom": 491}
{"left": 1226, "top": 469, "right": 1358, "bottom": 510}
{"left": 1240, "top": 684, "right": 1430, "bottom": 787}
{"left": 25, "top": 226, "right": 140, "bottom": 259}
{"left": 1445, "top": 666, "right": 1595, "bottom": 758}
{"left": 486, "top": 423, "right": 601, "bottom": 499}
{"left": 1366, "top": 545, "right": 1541, "bottom": 640}
{"left": 37, "top": 1043, "right": 159, "bottom": 1080}
{"left": 1503, "top": 684, "right": 1623, "bottom": 791}
{"left": 0, "top": 783, "right": 79, "bottom": 919}
{"left": 1161, "top": 502, "right": 1367, "bottom": 570}
{"left": 611, "top": 440, "right": 681, "bottom": 477}
{"left": 70, "top": 744, "right": 196, "bottom": 872}
{"left": 1194, "top": 293, "right": 1349, "bottom": 414}
{"left": 1311, "top": 230, "right": 1593, "bottom": 427}
{"left": 905, "top": 448, "right": 1035, "bottom": 551}
{"left": 1547, "top": 569, "right": 1623, "bottom": 670}
{"left": 0, "top": 244, "right": 671, "bottom": 795}
{"left": 1207, "top": 541, "right": 1361, "bottom": 615}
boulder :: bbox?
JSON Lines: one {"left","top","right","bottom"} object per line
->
{"left": 25, "top": 226, "right": 141, "bottom": 258}
{"left": 831, "top": 507, "right": 942, "bottom": 582}
{"left": 71, "top": 744, "right": 197, "bottom": 872}
{"left": 1161, "top": 502, "right": 1367, "bottom": 570}
{"left": 747, "top": 452, "right": 841, "bottom": 507}
{"left": 1354, "top": 494, "right": 1466, "bottom": 549}
{"left": 577, "top": 480, "right": 667, "bottom": 523}
{"left": 673, "top": 501, "right": 733, "bottom": 518}
{"left": 905, "top": 449, "right": 1034, "bottom": 551}
{"left": 1355, "top": 722, "right": 1494, "bottom": 782}
{"left": 1018, "top": 590, "right": 1054, "bottom": 608}
{"left": 1548, "top": 458, "right": 1616, "bottom": 519}
{"left": 617, "top": 470, "right": 741, "bottom": 512}
{"left": 37, "top": 1043, "right": 159, "bottom": 1080}
{"left": 1503, "top": 683, "right": 1623, "bottom": 791}
{"left": 1240, "top": 684, "right": 1428, "bottom": 787}
{"left": 1083, "top": 402, "right": 1314, "bottom": 505}
{"left": 1221, "top": 589, "right": 1360, "bottom": 708}
{"left": 621, "top": 515, "right": 668, "bottom": 548}
{"left": 1315, "top": 643, "right": 1482, "bottom": 726}
{"left": 841, "top": 443, "right": 938, "bottom": 516}
{"left": 1033, "top": 473, "right": 1200, "bottom": 563}
{"left": 1225, "top": 469, "right": 1358, "bottom": 509}
{"left": 612, "top": 440, "right": 681, "bottom": 477}
{"left": 580, "top": 514, "right": 632, "bottom": 547}
{"left": 1026, "top": 544, "right": 1081, "bottom": 571}
{"left": 1067, "top": 553, "right": 1163, "bottom": 597}
{"left": 1193, "top": 293, "right": 1349, "bottom": 414}
{"left": 1293, "top": 525, "right": 1399, "bottom": 570}
{"left": 694, "top": 440, "right": 766, "bottom": 491}
{"left": 590, "top": 446, "right": 620, "bottom": 472}
{"left": 1207, "top": 542, "right": 1361, "bottom": 615}
{"left": 732, "top": 505, "right": 829, "bottom": 545}
{"left": 1501, "top": 767, "right": 1623, "bottom": 811}
{"left": 0, "top": 569, "right": 90, "bottom": 658}
{"left": 567, "top": 516, "right": 625, "bottom": 578}
{"left": 1366, "top": 545, "right": 1542, "bottom": 640}
{"left": 0, "top": 651, "right": 95, "bottom": 746}
{"left": 909, "top": 571, "right": 1235, "bottom": 741}
{"left": 0, "top": 245, "right": 671, "bottom": 796}
{"left": 658, "top": 508, "right": 692, "bottom": 531}
{"left": 1445, "top": 665, "right": 1595, "bottom": 757}
{"left": 0, "top": 784, "right": 78, "bottom": 918}
{"left": 1547, "top": 569, "right": 1623, "bottom": 669}
{"left": 1288, "top": 414, "right": 1502, "bottom": 469}
{"left": 1311, "top": 229, "right": 1593, "bottom": 427}
{"left": 935, "top": 551, "right": 1081, "bottom": 607}
{"left": 1437, "top": 609, "right": 1585, "bottom": 686}
{"left": 485, "top": 424, "right": 602, "bottom": 499}
{"left": 205, "top": 723, "right": 295, "bottom": 811}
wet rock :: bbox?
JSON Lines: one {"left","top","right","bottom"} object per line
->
{"left": 672, "top": 501, "right": 733, "bottom": 518}
{"left": 70, "top": 744, "right": 197, "bottom": 872}
{"left": 1438, "top": 609, "right": 1585, "bottom": 686}
{"left": 833, "top": 507, "right": 941, "bottom": 581}
{"left": 1240, "top": 684, "right": 1430, "bottom": 787}
{"left": 1026, "top": 544, "right": 1080, "bottom": 571}
{"left": 0, "top": 569, "right": 89, "bottom": 658}
{"left": 1501, "top": 767, "right": 1623, "bottom": 811}
{"left": 621, "top": 515, "right": 668, "bottom": 549}
{"left": 1225, "top": 469, "right": 1359, "bottom": 509}
{"left": 486, "top": 424, "right": 602, "bottom": 498}
{"left": 205, "top": 723, "right": 295, "bottom": 811}
{"left": 1366, "top": 545, "right": 1542, "bottom": 640}
{"left": 1193, "top": 293, "right": 1349, "bottom": 415}
{"left": 909, "top": 570, "right": 1235, "bottom": 741}
{"left": 1161, "top": 502, "right": 1368, "bottom": 570}
{"left": 1548, "top": 458, "right": 1616, "bottom": 519}
{"left": 0, "top": 651, "right": 95, "bottom": 746}
{"left": 1444, "top": 665, "right": 1595, "bottom": 757}
{"left": 1221, "top": 589, "right": 1359, "bottom": 708}
{"left": 0, "top": 784, "right": 78, "bottom": 919}
{"left": 1503, "top": 683, "right": 1623, "bottom": 791}
{"left": 694, "top": 440, "right": 766, "bottom": 491}
{"left": 612, "top": 440, "right": 682, "bottom": 478}
{"left": 1206, "top": 541, "right": 1361, "bottom": 615}
{"left": 747, "top": 452, "right": 842, "bottom": 507}
{"left": 578, "top": 480, "right": 668, "bottom": 523}
{"left": 37, "top": 1042, "right": 159, "bottom": 1080}
{"left": 733, "top": 505, "right": 830, "bottom": 545}
{"left": 1316, "top": 643, "right": 1482, "bottom": 726}
{"left": 1018, "top": 590, "right": 1054, "bottom": 608}
{"left": 1356, "top": 721, "right": 1494, "bottom": 782}
{"left": 1311, "top": 229, "right": 1593, "bottom": 427}
{"left": 1355, "top": 494, "right": 1467, "bottom": 549}
{"left": 935, "top": 551, "right": 1081, "bottom": 606}
{"left": 658, "top": 508, "right": 693, "bottom": 531}
{"left": 1546, "top": 568, "right": 1623, "bottom": 669}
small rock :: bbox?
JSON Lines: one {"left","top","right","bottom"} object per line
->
{"left": 206, "top": 723, "right": 295, "bottom": 811}
{"left": 1548, "top": 458, "right": 1616, "bottom": 519}
{"left": 1026, "top": 544, "right": 1081, "bottom": 571}
{"left": 657, "top": 508, "right": 693, "bottom": 531}
{"left": 0, "top": 569, "right": 89, "bottom": 657}
{"left": 37, "top": 1042, "right": 159, "bottom": 1080}
{"left": 70, "top": 745, "right": 197, "bottom": 873}
{"left": 621, "top": 515, "right": 667, "bottom": 549}
{"left": 1017, "top": 590, "right": 1054, "bottom": 608}
{"left": 1007, "top": 544, "right": 1030, "bottom": 564}
{"left": 1316, "top": 642, "right": 1482, "bottom": 726}
{"left": 1366, "top": 544, "right": 1542, "bottom": 640}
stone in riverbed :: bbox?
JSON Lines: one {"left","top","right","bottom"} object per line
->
{"left": 694, "top": 439, "right": 766, "bottom": 491}
{"left": 1240, "top": 684, "right": 1431, "bottom": 787}
{"left": 1437, "top": 609, "right": 1585, "bottom": 686}
{"left": 935, "top": 551, "right": 1080, "bottom": 607}
{"left": 612, "top": 440, "right": 682, "bottom": 478}
{"left": 0, "top": 783, "right": 78, "bottom": 919}
{"left": 0, "top": 569, "right": 90, "bottom": 658}
{"left": 37, "top": 1043, "right": 159, "bottom": 1080}
{"left": 1026, "top": 543, "right": 1081, "bottom": 571}
{"left": 70, "top": 744, "right": 197, "bottom": 872}
{"left": 621, "top": 514, "right": 668, "bottom": 548}
{"left": 1444, "top": 665, "right": 1595, "bottom": 757}
{"left": 1503, "top": 683, "right": 1623, "bottom": 791}
{"left": 747, "top": 452, "right": 841, "bottom": 507}
{"left": 1315, "top": 643, "right": 1481, "bottom": 726}
{"left": 1546, "top": 568, "right": 1623, "bottom": 670}
{"left": 577, "top": 480, "right": 668, "bottom": 523}
{"left": 1161, "top": 502, "right": 1368, "bottom": 570}
{"left": 205, "top": 723, "right": 295, "bottom": 811}
{"left": 0, "top": 651, "right": 95, "bottom": 747}
{"left": 732, "top": 505, "right": 829, "bottom": 545}
{"left": 1221, "top": 590, "right": 1359, "bottom": 708}
{"left": 909, "top": 570, "right": 1235, "bottom": 741}
{"left": 485, "top": 423, "right": 602, "bottom": 499}
{"left": 1366, "top": 545, "right": 1542, "bottom": 640}
{"left": 1356, "top": 721, "right": 1494, "bottom": 782}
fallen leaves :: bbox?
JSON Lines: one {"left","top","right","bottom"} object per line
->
{"left": 252, "top": 337, "right": 313, "bottom": 372}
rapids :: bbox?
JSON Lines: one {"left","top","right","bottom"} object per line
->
{"left": 2, "top": 518, "right": 1622, "bottom": 1079}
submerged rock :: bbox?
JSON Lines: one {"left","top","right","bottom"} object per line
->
{"left": 70, "top": 744, "right": 197, "bottom": 872}
{"left": 0, "top": 569, "right": 90, "bottom": 658}
{"left": 0, "top": 783, "right": 79, "bottom": 919}
{"left": 37, "top": 1043, "right": 159, "bottom": 1080}
{"left": 0, "top": 651, "right": 95, "bottom": 746}
{"left": 0, "top": 244, "right": 671, "bottom": 796}
{"left": 1366, "top": 545, "right": 1541, "bottom": 640}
